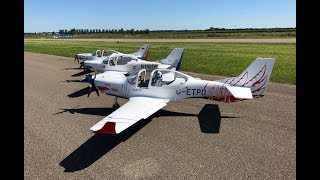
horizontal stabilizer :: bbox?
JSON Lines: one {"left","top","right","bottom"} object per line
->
{"left": 157, "top": 64, "right": 171, "bottom": 69}
{"left": 226, "top": 86, "right": 253, "bottom": 99}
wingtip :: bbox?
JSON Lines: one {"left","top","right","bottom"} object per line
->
{"left": 91, "top": 122, "right": 117, "bottom": 134}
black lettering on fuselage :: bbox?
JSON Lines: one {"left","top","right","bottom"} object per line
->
{"left": 186, "top": 89, "right": 206, "bottom": 96}
{"left": 140, "top": 64, "right": 158, "bottom": 69}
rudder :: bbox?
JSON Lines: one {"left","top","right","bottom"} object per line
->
{"left": 159, "top": 48, "right": 184, "bottom": 70}
{"left": 131, "top": 44, "right": 150, "bottom": 60}
{"left": 218, "top": 58, "right": 275, "bottom": 97}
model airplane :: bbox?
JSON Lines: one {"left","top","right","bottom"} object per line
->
{"left": 84, "top": 48, "right": 184, "bottom": 75}
{"left": 74, "top": 57, "right": 275, "bottom": 134}
{"left": 74, "top": 44, "right": 150, "bottom": 68}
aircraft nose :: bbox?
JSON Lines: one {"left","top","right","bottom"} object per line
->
{"left": 84, "top": 61, "right": 95, "bottom": 69}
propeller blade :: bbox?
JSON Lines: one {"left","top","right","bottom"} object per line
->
{"left": 60, "top": 79, "right": 83, "bottom": 83}
{"left": 87, "top": 85, "right": 92, "bottom": 97}
{"left": 74, "top": 53, "right": 80, "bottom": 63}
{"left": 93, "top": 86, "right": 99, "bottom": 96}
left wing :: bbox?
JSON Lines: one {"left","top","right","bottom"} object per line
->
{"left": 90, "top": 97, "right": 169, "bottom": 134}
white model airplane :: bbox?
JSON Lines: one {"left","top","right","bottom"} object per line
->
{"left": 74, "top": 44, "right": 150, "bottom": 68}
{"left": 84, "top": 48, "right": 184, "bottom": 75}
{"left": 76, "top": 58, "right": 275, "bottom": 134}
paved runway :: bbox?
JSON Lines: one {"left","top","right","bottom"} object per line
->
{"left": 24, "top": 52, "right": 296, "bottom": 179}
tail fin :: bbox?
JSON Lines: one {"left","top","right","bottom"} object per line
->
{"left": 131, "top": 44, "right": 150, "bottom": 60}
{"left": 158, "top": 48, "right": 184, "bottom": 70}
{"left": 218, "top": 58, "right": 275, "bottom": 98}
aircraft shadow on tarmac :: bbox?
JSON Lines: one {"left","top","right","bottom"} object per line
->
{"left": 62, "top": 67, "right": 93, "bottom": 77}
{"left": 58, "top": 104, "right": 238, "bottom": 172}
{"left": 67, "top": 87, "right": 92, "bottom": 98}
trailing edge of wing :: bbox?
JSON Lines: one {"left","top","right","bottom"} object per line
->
{"left": 90, "top": 97, "right": 169, "bottom": 134}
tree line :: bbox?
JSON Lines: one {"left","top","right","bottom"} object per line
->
{"left": 57, "top": 28, "right": 150, "bottom": 35}
{"left": 24, "top": 27, "right": 295, "bottom": 35}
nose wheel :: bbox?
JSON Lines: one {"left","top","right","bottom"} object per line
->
{"left": 113, "top": 97, "right": 120, "bottom": 110}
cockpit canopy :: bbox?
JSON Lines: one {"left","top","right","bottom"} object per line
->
{"left": 103, "top": 50, "right": 119, "bottom": 57}
{"left": 108, "top": 54, "right": 139, "bottom": 66}
{"left": 127, "top": 69, "right": 188, "bottom": 87}
{"left": 91, "top": 50, "right": 119, "bottom": 57}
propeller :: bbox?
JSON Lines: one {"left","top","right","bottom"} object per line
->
{"left": 74, "top": 53, "right": 80, "bottom": 63}
{"left": 61, "top": 73, "right": 100, "bottom": 97}
{"left": 79, "top": 61, "right": 86, "bottom": 70}
{"left": 59, "top": 79, "right": 83, "bottom": 83}
{"left": 86, "top": 73, "right": 99, "bottom": 97}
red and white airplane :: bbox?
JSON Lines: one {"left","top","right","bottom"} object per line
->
{"left": 76, "top": 57, "right": 275, "bottom": 134}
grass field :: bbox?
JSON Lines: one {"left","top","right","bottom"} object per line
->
{"left": 24, "top": 39, "right": 296, "bottom": 84}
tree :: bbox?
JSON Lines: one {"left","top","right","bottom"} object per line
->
{"left": 130, "top": 28, "right": 135, "bottom": 35}
{"left": 207, "top": 27, "right": 216, "bottom": 31}
{"left": 59, "top": 30, "right": 64, "bottom": 34}
{"left": 144, "top": 29, "right": 150, "bottom": 34}
{"left": 68, "top": 28, "right": 76, "bottom": 34}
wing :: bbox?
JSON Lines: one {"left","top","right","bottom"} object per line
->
{"left": 98, "top": 71, "right": 128, "bottom": 77}
{"left": 90, "top": 97, "right": 169, "bottom": 134}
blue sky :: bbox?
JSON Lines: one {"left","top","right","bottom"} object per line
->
{"left": 24, "top": 0, "right": 296, "bottom": 32}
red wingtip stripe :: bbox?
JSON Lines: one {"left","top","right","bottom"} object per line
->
{"left": 95, "top": 122, "right": 116, "bottom": 134}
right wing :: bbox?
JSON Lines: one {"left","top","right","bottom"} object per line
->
{"left": 90, "top": 97, "right": 169, "bottom": 134}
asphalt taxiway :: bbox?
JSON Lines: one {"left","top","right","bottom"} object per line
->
{"left": 24, "top": 52, "right": 295, "bottom": 179}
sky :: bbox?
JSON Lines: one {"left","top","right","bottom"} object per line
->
{"left": 24, "top": 0, "right": 296, "bottom": 32}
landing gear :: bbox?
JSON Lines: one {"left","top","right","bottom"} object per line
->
{"left": 112, "top": 97, "right": 120, "bottom": 110}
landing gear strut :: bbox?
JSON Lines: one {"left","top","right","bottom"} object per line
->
{"left": 113, "top": 97, "right": 120, "bottom": 110}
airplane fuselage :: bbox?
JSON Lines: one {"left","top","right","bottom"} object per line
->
{"left": 93, "top": 74, "right": 229, "bottom": 102}
{"left": 86, "top": 60, "right": 163, "bottom": 74}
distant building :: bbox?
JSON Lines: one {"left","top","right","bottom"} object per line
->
{"left": 52, "top": 35, "right": 74, "bottom": 39}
